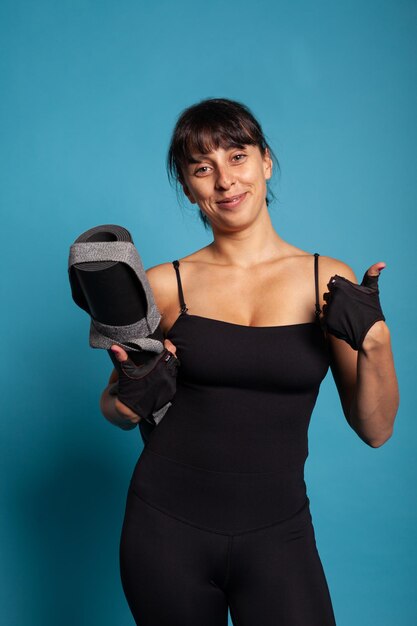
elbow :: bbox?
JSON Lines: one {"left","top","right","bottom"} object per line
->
{"left": 99, "top": 387, "right": 108, "bottom": 418}
{"left": 367, "top": 428, "right": 394, "bottom": 448}
{"left": 367, "top": 405, "right": 399, "bottom": 448}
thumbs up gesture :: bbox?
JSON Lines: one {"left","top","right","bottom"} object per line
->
{"left": 322, "top": 262, "right": 387, "bottom": 350}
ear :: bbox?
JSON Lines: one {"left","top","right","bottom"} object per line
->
{"left": 263, "top": 148, "right": 273, "bottom": 181}
{"left": 181, "top": 181, "right": 197, "bottom": 205}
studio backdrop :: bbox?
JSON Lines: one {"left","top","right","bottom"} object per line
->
{"left": 1, "top": 1, "right": 416, "bottom": 625}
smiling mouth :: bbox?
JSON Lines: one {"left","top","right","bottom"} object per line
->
{"left": 216, "top": 193, "right": 247, "bottom": 208}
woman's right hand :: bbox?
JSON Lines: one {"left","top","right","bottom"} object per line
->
{"left": 110, "top": 338, "right": 178, "bottom": 426}
{"left": 110, "top": 345, "right": 143, "bottom": 425}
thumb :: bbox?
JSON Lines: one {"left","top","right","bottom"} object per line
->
{"left": 110, "top": 344, "right": 129, "bottom": 362}
{"left": 164, "top": 338, "right": 177, "bottom": 356}
{"left": 361, "top": 262, "right": 386, "bottom": 288}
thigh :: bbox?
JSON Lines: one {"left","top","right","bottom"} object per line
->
{"left": 227, "top": 510, "right": 336, "bottom": 626}
{"left": 120, "top": 490, "right": 230, "bottom": 626}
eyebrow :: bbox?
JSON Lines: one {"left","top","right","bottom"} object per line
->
{"left": 186, "top": 144, "right": 247, "bottom": 165}
{"left": 187, "top": 156, "right": 205, "bottom": 164}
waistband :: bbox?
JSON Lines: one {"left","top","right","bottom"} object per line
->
{"left": 128, "top": 447, "right": 310, "bottom": 534}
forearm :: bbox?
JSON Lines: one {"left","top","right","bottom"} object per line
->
{"left": 349, "top": 322, "right": 399, "bottom": 447}
{"left": 100, "top": 383, "right": 141, "bottom": 431}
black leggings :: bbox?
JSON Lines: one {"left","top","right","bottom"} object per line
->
{"left": 119, "top": 487, "right": 336, "bottom": 625}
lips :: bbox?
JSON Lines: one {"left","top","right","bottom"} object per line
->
{"left": 216, "top": 192, "right": 247, "bottom": 209}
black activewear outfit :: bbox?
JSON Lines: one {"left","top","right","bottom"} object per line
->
{"left": 120, "top": 253, "right": 337, "bottom": 626}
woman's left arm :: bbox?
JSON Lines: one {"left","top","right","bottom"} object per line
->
{"left": 323, "top": 261, "right": 400, "bottom": 447}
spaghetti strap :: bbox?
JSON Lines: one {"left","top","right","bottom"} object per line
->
{"left": 313, "top": 253, "right": 322, "bottom": 319}
{"left": 172, "top": 260, "right": 188, "bottom": 314}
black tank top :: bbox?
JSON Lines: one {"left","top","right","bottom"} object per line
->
{"left": 145, "top": 253, "right": 330, "bottom": 474}
{"left": 131, "top": 254, "right": 330, "bottom": 531}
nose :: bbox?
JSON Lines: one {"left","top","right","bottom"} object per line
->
{"left": 215, "top": 164, "right": 234, "bottom": 190}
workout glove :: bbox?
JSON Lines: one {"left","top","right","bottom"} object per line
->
{"left": 322, "top": 270, "right": 386, "bottom": 350}
{"left": 109, "top": 348, "right": 180, "bottom": 426}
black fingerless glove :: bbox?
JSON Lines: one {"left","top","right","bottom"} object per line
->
{"left": 322, "top": 271, "right": 386, "bottom": 350}
{"left": 109, "top": 348, "right": 180, "bottom": 425}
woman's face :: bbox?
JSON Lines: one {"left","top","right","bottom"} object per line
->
{"left": 180, "top": 144, "right": 272, "bottom": 231}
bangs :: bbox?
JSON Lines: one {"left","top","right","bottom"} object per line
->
{"left": 180, "top": 118, "right": 260, "bottom": 166}
{"left": 169, "top": 100, "right": 267, "bottom": 180}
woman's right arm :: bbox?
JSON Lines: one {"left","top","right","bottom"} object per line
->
{"left": 99, "top": 263, "right": 178, "bottom": 430}
{"left": 100, "top": 365, "right": 142, "bottom": 430}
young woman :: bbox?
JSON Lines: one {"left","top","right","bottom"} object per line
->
{"left": 100, "top": 98, "right": 399, "bottom": 626}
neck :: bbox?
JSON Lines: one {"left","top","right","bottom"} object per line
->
{"left": 208, "top": 208, "right": 285, "bottom": 268}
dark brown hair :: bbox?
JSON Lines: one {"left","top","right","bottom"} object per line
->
{"left": 166, "top": 98, "right": 279, "bottom": 229}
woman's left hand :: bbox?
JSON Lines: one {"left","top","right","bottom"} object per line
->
{"left": 322, "top": 262, "right": 387, "bottom": 351}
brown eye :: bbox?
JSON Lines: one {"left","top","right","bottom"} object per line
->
{"left": 195, "top": 166, "right": 211, "bottom": 176}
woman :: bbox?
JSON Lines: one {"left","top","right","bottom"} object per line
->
{"left": 100, "top": 98, "right": 399, "bottom": 625}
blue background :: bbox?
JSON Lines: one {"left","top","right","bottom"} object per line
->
{"left": 1, "top": 1, "right": 416, "bottom": 624}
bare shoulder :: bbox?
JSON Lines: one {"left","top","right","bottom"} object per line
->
{"left": 145, "top": 251, "right": 210, "bottom": 334}
{"left": 279, "top": 243, "right": 358, "bottom": 284}
{"left": 145, "top": 242, "right": 210, "bottom": 287}
{"left": 145, "top": 262, "right": 178, "bottom": 314}
{"left": 317, "top": 255, "right": 358, "bottom": 284}
{"left": 146, "top": 261, "right": 176, "bottom": 288}
{"left": 145, "top": 245, "right": 209, "bottom": 292}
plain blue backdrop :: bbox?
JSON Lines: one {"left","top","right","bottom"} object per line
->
{"left": 1, "top": 1, "right": 416, "bottom": 624}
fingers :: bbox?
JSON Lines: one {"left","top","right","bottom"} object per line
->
{"left": 111, "top": 341, "right": 177, "bottom": 361}
{"left": 322, "top": 261, "right": 387, "bottom": 332}
{"left": 323, "top": 275, "right": 339, "bottom": 310}
{"left": 326, "top": 274, "right": 340, "bottom": 291}
{"left": 110, "top": 344, "right": 129, "bottom": 362}
{"left": 111, "top": 341, "right": 177, "bottom": 359}
{"left": 164, "top": 338, "right": 177, "bottom": 356}
{"left": 322, "top": 294, "right": 330, "bottom": 317}
{"left": 322, "top": 279, "right": 335, "bottom": 317}
{"left": 326, "top": 265, "right": 386, "bottom": 293}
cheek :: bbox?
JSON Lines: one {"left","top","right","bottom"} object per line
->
{"left": 242, "top": 163, "right": 267, "bottom": 185}
{"left": 194, "top": 182, "right": 214, "bottom": 202}
{"left": 183, "top": 177, "right": 207, "bottom": 202}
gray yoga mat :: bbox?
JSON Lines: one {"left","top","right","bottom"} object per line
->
{"left": 68, "top": 224, "right": 168, "bottom": 443}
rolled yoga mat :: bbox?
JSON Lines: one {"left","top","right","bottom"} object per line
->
{"left": 68, "top": 224, "right": 170, "bottom": 443}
